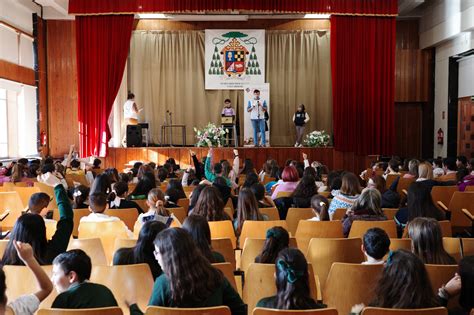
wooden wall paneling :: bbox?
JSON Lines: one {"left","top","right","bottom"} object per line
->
{"left": 0, "top": 60, "right": 35, "bottom": 86}
{"left": 394, "top": 103, "right": 422, "bottom": 158}
{"left": 457, "top": 97, "right": 474, "bottom": 158}
{"left": 46, "top": 20, "right": 79, "bottom": 157}
{"left": 395, "top": 50, "right": 432, "bottom": 102}
{"left": 36, "top": 16, "right": 49, "bottom": 156}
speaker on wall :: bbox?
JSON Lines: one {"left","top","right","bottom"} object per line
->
{"left": 126, "top": 125, "right": 142, "bottom": 147}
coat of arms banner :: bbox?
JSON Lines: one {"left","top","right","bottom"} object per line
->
{"left": 205, "top": 29, "right": 265, "bottom": 90}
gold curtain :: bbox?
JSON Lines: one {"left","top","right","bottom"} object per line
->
{"left": 129, "top": 30, "right": 331, "bottom": 146}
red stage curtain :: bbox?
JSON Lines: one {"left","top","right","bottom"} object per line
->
{"left": 76, "top": 15, "right": 134, "bottom": 157}
{"left": 69, "top": 0, "right": 398, "bottom": 16}
{"left": 330, "top": 15, "right": 396, "bottom": 155}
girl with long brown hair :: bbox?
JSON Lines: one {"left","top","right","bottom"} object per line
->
{"left": 128, "top": 228, "right": 246, "bottom": 314}
{"left": 234, "top": 188, "right": 267, "bottom": 236}
{"left": 192, "top": 186, "right": 230, "bottom": 221}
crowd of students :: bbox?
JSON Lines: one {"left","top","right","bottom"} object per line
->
{"left": 0, "top": 149, "right": 473, "bottom": 315}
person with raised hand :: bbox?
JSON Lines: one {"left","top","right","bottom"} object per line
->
{"left": 5, "top": 241, "right": 53, "bottom": 315}
{"left": 2, "top": 172, "right": 73, "bottom": 265}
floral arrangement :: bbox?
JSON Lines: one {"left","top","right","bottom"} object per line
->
{"left": 304, "top": 130, "right": 331, "bottom": 147}
{"left": 194, "top": 123, "right": 228, "bottom": 147}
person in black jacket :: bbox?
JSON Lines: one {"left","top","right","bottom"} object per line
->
{"left": 109, "top": 181, "right": 143, "bottom": 214}
{"left": 2, "top": 173, "right": 73, "bottom": 265}
{"left": 369, "top": 175, "right": 400, "bottom": 209}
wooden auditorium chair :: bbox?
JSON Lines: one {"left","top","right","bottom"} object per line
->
{"left": 306, "top": 238, "right": 364, "bottom": 291}
{"left": 37, "top": 307, "right": 123, "bottom": 315}
{"left": 113, "top": 238, "right": 138, "bottom": 257}
{"left": 67, "top": 238, "right": 107, "bottom": 266}
{"left": 330, "top": 208, "right": 347, "bottom": 221}
{"left": 144, "top": 306, "right": 230, "bottom": 315}
{"left": 0, "top": 191, "right": 26, "bottom": 230}
{"left": 259, "top": 207, "right": 280, "bottom": 221}
{"left": 361, "top": 307, "right": 447, "bottom": 315}
{"left": 381, "top": 208, "right": 398, "bottom": 220}
{"left": 104, "top": 208, "right": 138, "bottom": 231}
{"left": 239, "top": 221, "right": 289, "bottom": 248}
{"left": 286, "top": 208, "right": 315, "bottom": 235}
{"left": 437, "top": 192, "right": 474, "bottom": 234}
{"left": 348, "top": 220, "right": 397, "bottom": 239}
{"left": 34, "top": 181, "right": 58, "bottom": 210}
{"left": 462, "top": 238, "right": 474, "bottom": 257}
{"left": 442, "top": 237, "right": 462, "bottom": 262}
{"left": 211, "top": 238, "right": 236, "bottom": 270}
{"left": 323, "top": 263, "right": 383, "bottom": 315}
{"left": 425, "top": 264, "right": 459, "bottom": 309}
{"left": 13, "top": 186, "right": 40, "bottom": 208}
{"left": 209, "top": 221, "right": 237, "bottom": 249}
{"left": 212, "top": 263, "right": 237, "bottom": 291}
{"left": 431, "top": 186, "right": 458, "bottom": 211}
{"left": 294, "top": 221, "right": 344, "bottom": 254}
{"left": 240, "top": 238, "right": 298, "bottom": 273}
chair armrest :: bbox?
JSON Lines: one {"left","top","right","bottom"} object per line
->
{"left": 462, "top": 208, "right": 474, "bottom": 221}
{"left": 437, "top": 201, "right": 449, "bottom": 212}
{"left": 402, "top": 189, "right": 408, "bottom": 196}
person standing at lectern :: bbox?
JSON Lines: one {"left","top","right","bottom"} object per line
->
{"left": 221, "top": 99, "right": 235, "bottom": 146}
{"left": 247, "top": 89, "right": 267, "bottom": 147}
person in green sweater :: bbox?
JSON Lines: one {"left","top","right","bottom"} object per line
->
{"left": 204, "top": 148, "right": 232, "bottom": 187}
{"left": 1, "top": 172, "right": 73, "bottom": 265}
{"left": 256, "top": 248, "right": 326, "bottom": 310}
{"left": 51, "top": 249, "right": 118, "bottom": 309}
{"left": 129, "top": 228, "right": 246, "bottom": 315}
{"left": 182, "top": 215, "right": 225, "bottom": 263}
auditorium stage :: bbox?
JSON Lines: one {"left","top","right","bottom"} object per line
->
{"left": 104, "top": 147, "right": 377, "bottom": 174}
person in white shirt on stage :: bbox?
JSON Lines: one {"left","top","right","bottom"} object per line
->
{"left": 124, "top": 92, "right": 139, "bottom": 125}
{"left": 247, "top": 89, "right": 268, "bottom": 147}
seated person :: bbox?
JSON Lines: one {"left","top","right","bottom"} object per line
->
{"left": 361, "top": 228, "right": 390, "bottom": 265}
{"left": 2, "top": 242, "right": 53, "bottom": 315}
{"left": 71, "top": 185, "right": 89, "bottom": 209}
{"left": 51, "top": 249, "right": 118, "bottom": 308}
{"left": 28, "top": 192, "right": 52, "bottom": 217}
{"left": 137, "top": 188, "right": 175, "bottom": 227}
{"left": 109, "top": 181, "right": 143, "bottom": 214}
{"left": 250, "top": 183, "right": 275, "bottom": 208}
{"left": 257, "top": 248, "right": 326, "bottom": 310}
{"left": 80, "top": 192, "right": 133, "bottom": 238}
{"left": 182, "top": 215, "right": 225, "bottom": 263}
{"left": 255, "top": 227, "right": 289, "bottom": 264}
{"left": 307, "top": 194, "right": 330, "bottom": 221}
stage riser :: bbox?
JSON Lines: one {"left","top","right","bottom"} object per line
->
{"left": 105, "top": 147, "right": 375, "bottom": 175}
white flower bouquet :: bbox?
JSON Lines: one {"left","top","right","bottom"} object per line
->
{"left": 304, "top": 130, "right": 331, "bottom": 147}
{"left": 194, "top": 123, "right": 228, "bottom": 147}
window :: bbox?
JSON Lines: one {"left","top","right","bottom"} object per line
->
{"left": 0, "top": 80, "right": 38, "bottom": 159}
{"left": 0, "top": 89, "right": 7, "bottom": 158}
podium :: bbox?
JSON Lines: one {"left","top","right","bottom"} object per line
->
{"left": 221, "top": 116, "right": 238, "bottom": 147}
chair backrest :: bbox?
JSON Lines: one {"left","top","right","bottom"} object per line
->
{"left": 431, "top": 186, "right": 459, "bottom": 210}
{"left": 211, "top": 238, "right": 236, "bottom": 270}
{"left": 168, "top": 207, "right": 187, "bottom": 225}
{"left": 240, "top": 221, "right": 289, "bottom": 247}
{"left": 443, "top": 237, "right": 462, "bottom": 262}
{"left": 65, "top": 173, "right": 89, "bottom": 187}
{"left": 34, "top": 182, "right": 58, "bottom": 210}
{"left": 465, "top": 186, "right": 474, "bottom": 191}
{"left": 323, "top": 263, "right": 383, "bottom": 315}
{"left": 134, "top": 199, "right": 148, "bottom": 212}
{"left": 13, "top": 186, "right": 41, "bottom": 208}
{"left": 72, "top": 208, "right": 92, "bottom": 238}
{"left": 37, "top": 307, "right": 124, "bottom": 315}
{"left": 386, "top": 238, "right": 412, "bottom": 259}
{"left": 0, "top": 239, "right": 8, "bottom": 258}
{"left": 361, "top": 307, "right": 447, "bottom": 315}
{"left": 90, "top": 264, "right": 154, "bottom": 314}
{"left": 0, "top": 191, "right": 26, "bottom": 229}
{"left": 448, "top": 192, "right": 474, "bottom": 228}
{"left": 113, "top": 238, "right": 138, "bottom": 257}
{"left": 396, "top": 177, "right": 415, "bottom": 195}
{"left": 385, "top": 174, "right": 399, "bottom": 190}
{"left": 45, "top": 219, "right": 58, "bottom": 240}
{"left": 67, "top": 238, "right": 107, "bottom": 266}
{"left": 243, "top": 263, "right": 319, "bottom": 315}
{"left": 78, "top": 221, "right": 130, "bottom": 263}
{"left": 295, "top": 221, "right": 344, "bottom": 254}
{"left": 306, "top": 238, "right": 364, "bottom": 291}
{"left": 259, "top": 207, "right": 280, "bottom": 221}
{"left": 331, "top": 208, "right": 347, "bottom": 221}
{"left": 425, "top": 264, "right": 459, "bottom": 309}
{"left": 209, "top": 221, "right": 237, "bottom": 249}
{"left": 104, "top": 208, "right": 138, "bottom": 231}
{"left": 382, "top": 208, "right": 398, "bottom": 220}
{"left": 253, "top": 308, "right": 338, "bottom": 315}
{"left": 401, "top": 220, "right": 452, "bottom": 238}
{"left": 463, "top": 238, "right": 474, "bottom": 257}
{"left": 212, "top": 262, "right": 237, "bottom": 291}
{"left": 275, "top": 191, "right": 293, "bottom": 199}
{"left": 286, "top": 208, "right": 315, "bottom": 235}
{"left": 176, "top": 198, "right": 190, "bottom": 214}
{"left": 240, "top": 238, "right": 298, "bottom": 273}
{"left": 348, "top": 220, "right": 397, "bottom": 239}
{"left": 4, "top": 265, "right": 57, "bottom": 308}
{"left": 144, "top": 306, "right": 230, "bottom": 315}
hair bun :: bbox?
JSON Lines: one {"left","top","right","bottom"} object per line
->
{"left": 156, "top": 200, "right": 164, "bottom": 207}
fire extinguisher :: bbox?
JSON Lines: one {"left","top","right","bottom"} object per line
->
{"left": 40, "top": 130, "right": 47, "bottom": 146}
{"left": 437, "top": 128, "right": 444, "bottom": 145}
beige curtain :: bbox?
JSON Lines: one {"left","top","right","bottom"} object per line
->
{"left": 129, "top": 30, "right": 331, "bottom": 146}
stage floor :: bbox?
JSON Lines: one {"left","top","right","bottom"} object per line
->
{"left": 104, "top": 147, "right": 376, "bottom": 174}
